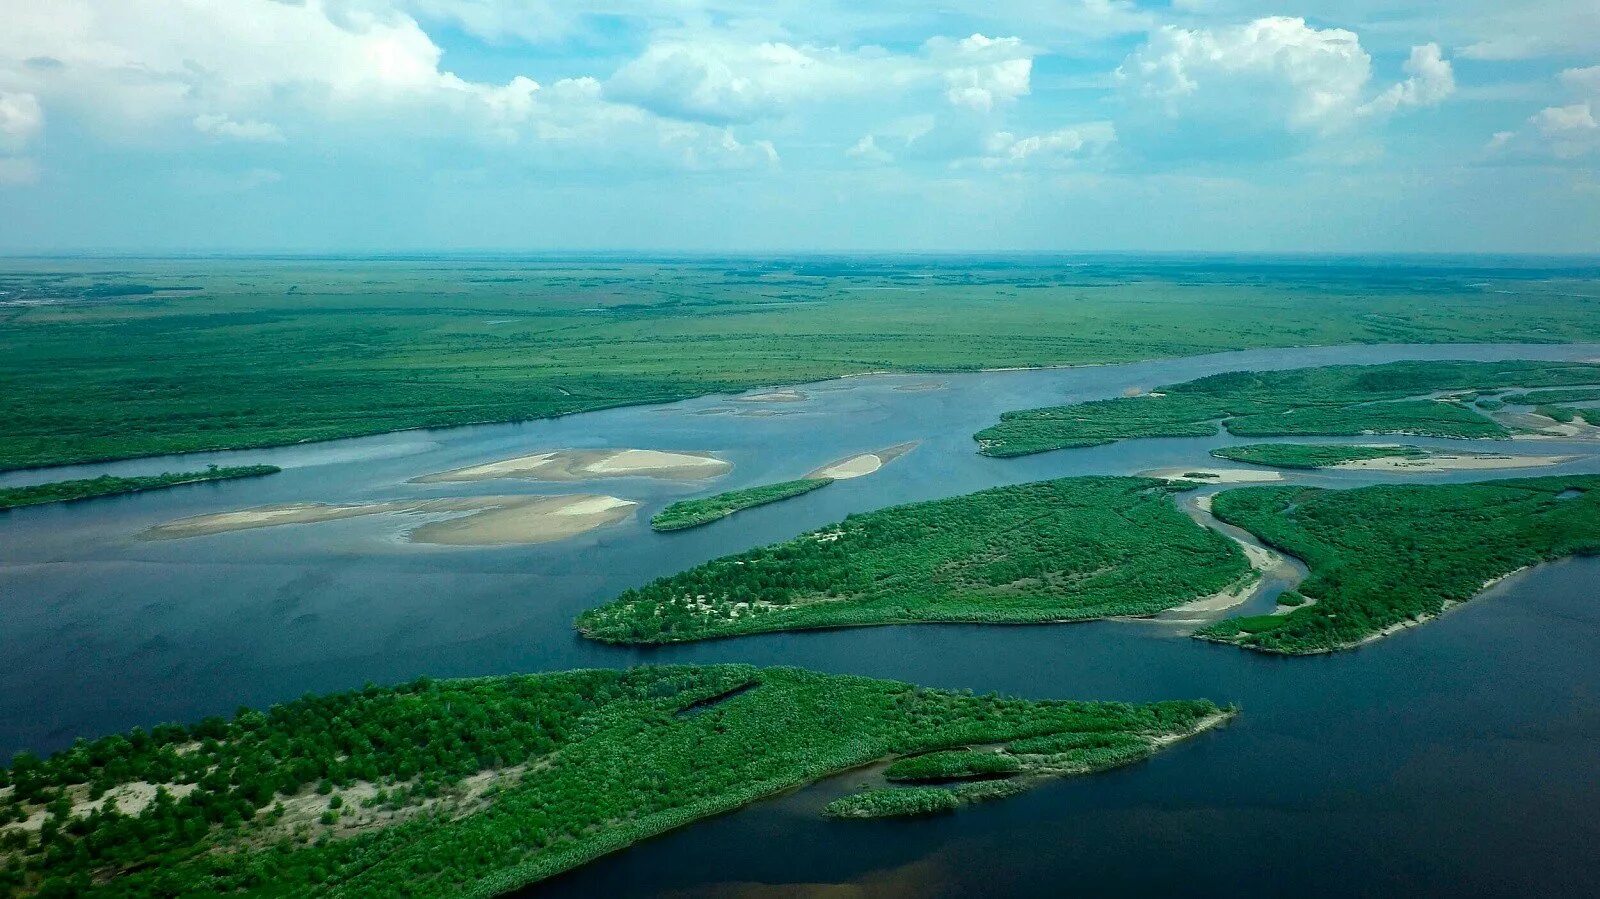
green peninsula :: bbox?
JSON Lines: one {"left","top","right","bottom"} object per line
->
{"left": 974, "top": 360, "right": 1600, "bottom": 458}
{"left": 0, "top": 665, "right": 1227, "bottom": 897}
{"left": 0, "top": 466, "right": 280, "bottom": 511}
{"left": 652, "top": 477, "right": 833, "bottom": 531}
{"left": 577, "top": 476, "right": 1254, "bottom": 644}
{"left": 1197, "top": 475, "right": 1600, "bottom": 654}
{"left": 1209, "top": 444, "right": 1428, "bottom": 469}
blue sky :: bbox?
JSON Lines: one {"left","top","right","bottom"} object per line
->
{"left": 1, "top": 1, "right": 1597, "bottom": 253}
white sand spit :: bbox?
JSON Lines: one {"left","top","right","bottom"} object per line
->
{"left": 806, "top": 442, "right": 919, "bottom": 480}
{"left": 415, "top": 448, "right": 730, "bottom": 483}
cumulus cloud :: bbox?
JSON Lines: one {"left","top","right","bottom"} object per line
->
{"left": 604, "top": 31, "right": 1032, "bottom": 124}
{"left": 1491, "top": 66, "right": 1600, "bottom": 161}
{"left": 925, "top": 34, "right": 1032, "bottom": 113}
{"left": 0, "top": 91, "right": 42, "bottom": 154}
{"left": 193, "top": 114, "right": 285, "bottom": 143}
{"left": 846, "top": 134, "right": 894, "bottom": 164}
{"left": 972, "top": 122, "right": 1116, "bottom": 168}
{"left": 1114, "top": 17, "right": 1454, "bottom": 162}
{"left": 1362, "top": 43, "right": 1454, "bottom": 116}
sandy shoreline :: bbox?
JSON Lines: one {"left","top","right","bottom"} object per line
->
{"left": 415, "top": 448, "right": 730, "bottom": 483}
{"left": 1331, "top": 452, "right": 1577, "bottom": 472}
{"left": 806, "top": 442, "right": 920, "bottom": 480}
{"left": 143, "top": 495, "right": 637, "bottom": 545}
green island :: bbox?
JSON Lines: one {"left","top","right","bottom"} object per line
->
{"left": 651, "top": 478, "right": 833, "bottom": 531}
{"left": 1499, "top": 387, "right": 1600, "bottom": 405}
{"left": 0, "top": 664, "right": 1227, "bottom": 897}
{"left": 1534, "top": 406, "right": 1600, "bottom": 426}
{"left": 1195, "top": 475, "right": 1600, "bottom": 654}
{"left": 826, "top": 729, "right": 1178, "bottom": 819}
{"left": 973, "top": 360, "right": 1600, "bottom": 457}
{"left": 9, "top": 260, "right": 1600, "bottom": 472}
{"left": 577, "top": 476, "right": 1255, "bottom": 644}
{"left": 1209, "top": 443, "right": 1428, "bottom": 469}
{"left": 0, "top": 466, "right": 280, "bottom": 511}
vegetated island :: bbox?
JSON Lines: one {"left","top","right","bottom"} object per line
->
{"left": 0, "top": 664, "right": 1229, "bottom": 897}
{"left": 652, "top": 478, "right": 833, "bottom": 531}
{"left": 1208, "top": 443, "right": 1577, "bottom": 472}
{"left": 0, "top": 465, "right": 279, "bottom": 511}
{"left": 577, "top": 476, "right": 1256, "bottom": 644}
{"left": 1195, "top": 475, "right": 1600, "bottom": 654}
{"left": 973, "top": 360, "right": 1600, "bottom": 458}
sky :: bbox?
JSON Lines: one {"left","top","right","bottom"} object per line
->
{"left": 0, "top": 0, "right": 1597, "bottom": 253}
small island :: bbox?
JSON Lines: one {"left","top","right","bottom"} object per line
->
{"left": 0, "top": 665, "right": 1229, "bottom": 896}
{"left": 0, "top": 465, "right": 280, "bottom": 511}
{"left": 1196, "top": 475, "right": 1600, "bottom": 654}
{"left": 973, "top": 360, "right": 1600, "bottom": 457}
{"left": 652, "top": 477, "right": 834, "bottom": 531}
{"left": 577, "top": 476, "right": 1256, "bottom": 644}
{"left": 1210, "top": 443, "right": 1574, "bottom": 472}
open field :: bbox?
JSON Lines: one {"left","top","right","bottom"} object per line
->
{"left": 576, "top": 476, "right": 1254, "bottom": 644}
{"left": 7, "top": 258, "right": 1600, "bottom": 471}
{"left": 0, "top": 665, "right": 1225, "bottom": 897}
{"left": 1197, "top": 475, "right": 1600, "bottom": 654}
{"left": 975, "top": 360, "right": 1600, "bottom": 457}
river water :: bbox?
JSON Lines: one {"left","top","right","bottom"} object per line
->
{"left": 4, "top": 342, "right": 1600, "bottom": 897}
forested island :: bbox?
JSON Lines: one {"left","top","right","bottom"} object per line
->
{"left": 0, "top": 466, "right": 280, "bottom": 511}
{"left": 973, "top": 360, "right": 1600, "bottom": 457}
{"left": 578, "top": 477, "right": 1254, "bottom": 644}
{"left": 0, "top": 665, "right": 1227, "bottom": 896}
{"left": 1196, "top": 475, "right": 1600, "bottom": 654}
{"left": 1209, "top": 444, "right": 1429, "bottom": 469}
{"left": 651, "top": 477, "right": 833, "bottom": 531}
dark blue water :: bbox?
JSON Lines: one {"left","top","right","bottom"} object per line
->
{"left": 3, "top": 341, "right": 1599, "bottom": 896}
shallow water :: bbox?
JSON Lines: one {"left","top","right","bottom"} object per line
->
{"left": 4, "top": 342, "right": 1600, "bottom": 896}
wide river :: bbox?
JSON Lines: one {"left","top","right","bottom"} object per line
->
{"left": 5, "top": 342, "right": 1600, "bottom": 897}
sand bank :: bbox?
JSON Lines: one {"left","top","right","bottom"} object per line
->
{"left": 415, "top": 448, "right": 730, "bottom": 483}
{"left": 735, "top": 389, "right": 807, "bottom": 403}
{"left": 143, "top": 495, "right": 636, "bottom": 545}
{"left": 1332, "top": 452, "right": 1577, "bottom": 472}
{"left": 806, "top": 442, "right": 919, "bottom": 480}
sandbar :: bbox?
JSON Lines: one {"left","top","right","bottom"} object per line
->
{"left": 735, "top": 389, "right": 807, "bottom": 403}
{"left": 415, "top": 448, "right": 730, "bottom": 483}
{"left": 1332, "top": 452, "right": 1577, "bottom": 472}
{"left": 807, "top": 442, "right": 919, "bottom": 480}
{"left": 142, "top": 495, "right": 637, "bottom": 546}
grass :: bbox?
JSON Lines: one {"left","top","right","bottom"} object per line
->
{"left": 1195, "top": 475, "right": 1600, "bottom": 654}
{"left": 0, "top": 665, "right": 1226, "bottom": 896}
{"left": 6, "top": 257, "right": 1600, "bottom": 471}
{"left": 0, "top": 465, "right": 280, "bottom": 510}
{"left": 1209, "top": 444, "right": 1428, "bottom": 470}
{"left": 974, "top": 360, "right": 1600, "bottom": 457}
{"left": 651, "top": 478, "right": 833, "bottom": 531}
{"left": 576, "top": 476, "right": 1254, "bottom": 644}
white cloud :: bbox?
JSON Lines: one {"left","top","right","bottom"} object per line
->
{"left": 1361, "top": 43, "right": 1454, "bottom": 116}
{"left": 972, "top": 121, "right": 1116, "bottom": 168}
{"left": 926, "top": 34, "right": 1032, "bottom": 113}
{"left": 846, "top": 134, "right": 894, "bottom": 163}
{"left": 1491, "top": 65, "right": 1600, "bottom": 160}
{"left": 0, "top": 91, "right": 42, "bottom": 153}
{"left": 603, "top": 31, "right": 1032, "bottom": 124}
{"left": 194, "top": 114, "right": 285, "bottom": 143}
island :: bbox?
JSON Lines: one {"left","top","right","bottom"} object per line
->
{"left": 973, "top": 360, "right": 1600, "bottom": 458}
{"left": 1195, "top": 475, "right": 1600, "bottom": 654}
{"left": 577, "top": 476, "right": 1256, "bottom": 644}
{"left": 0, "top": 465, "right": 280, "bottom": 511}
{"left": 0, "top": 665, "right": 1229, "bottom": 896}
{"left": 1207, "top": 443, "right": 1575, "bottom": 472}
{"left": 652, "top": 477, "right": 833, "bottom": 531}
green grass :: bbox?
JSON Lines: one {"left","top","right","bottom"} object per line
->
{"left": 651, "top": 478, "right": 833, "bottom": 531}
{"left": 1499, "top": 388, "right": 1600, "bottom": 405}
{"left": 1209, "top": 443, "right": 1428, "bottom": 469}
{"left": 883, "top": 750, "right": 1023, "bottom": 782}
{"left": 576, "top": 476, "right": 1254, "bottom": 644}
{"left": 975, "top": 360, "right": 1600, "bottom": 457}
{"left": 0, "top": 465, "right": 280, "bottom": 510}
{"left": 0, "top": 665, "right": 1226, "bottom": 896}
{"left": 1196, "top": 476, "right": 1600, "bottom": 654}
{"left": 7, "top": 258, "right": 1600, "bottom": 471}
